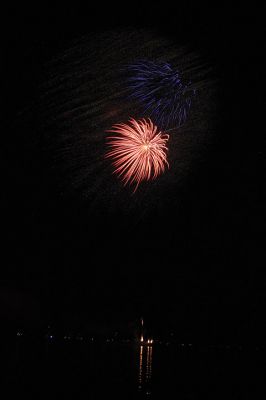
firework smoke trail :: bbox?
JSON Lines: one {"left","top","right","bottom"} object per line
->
{"left": 126, "top": 60, "right": 196, "bottom": 129}
{"left": 105, "top": 118, "right": 169, "bottom": 192}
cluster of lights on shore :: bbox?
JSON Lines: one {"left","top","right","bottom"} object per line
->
{"left": 139, "top": 318, "right": 153, "bottom": 345}
{"left": 17, "top": 328, "right": 263, "bottom": 352}
{"left": 140, "top": 335, "right": 153, "bottom": 345}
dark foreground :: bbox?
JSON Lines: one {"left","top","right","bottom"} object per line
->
{"left": 4, "top": 339, "right": 266, "bottom": 399}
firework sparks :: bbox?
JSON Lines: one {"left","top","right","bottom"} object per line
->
{"left": 105, "top": 118, "right": 169, "bottom": 192}
{"left": 126, "top": 60, "right": 196, "bottom": 129}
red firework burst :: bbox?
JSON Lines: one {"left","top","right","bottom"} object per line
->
{"left": 105, "top": 118, "right": 169, "bottom": 192}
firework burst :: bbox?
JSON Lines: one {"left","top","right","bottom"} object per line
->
{"left": 126, "top": 60, "right": 196, "bottom": 129}
{"left": 105, "top": 118, "right": 169, "bottom": 192}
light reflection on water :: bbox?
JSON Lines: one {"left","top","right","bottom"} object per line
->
{"left": 138, "top": 345, "right": 143, "bottom": 389}
{"left": 138, "top": 345, "right": 153, "bottom": 396}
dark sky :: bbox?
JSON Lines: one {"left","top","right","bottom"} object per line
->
{"left": 2, "top": 3, "right": 265, "bottom": 341}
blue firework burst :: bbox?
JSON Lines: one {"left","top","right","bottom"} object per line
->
{"left": 126, "top": 60, "right": 196, "bottom": 129}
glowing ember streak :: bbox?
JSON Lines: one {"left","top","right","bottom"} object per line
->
{"left": 105, "top": 118, "right": 169, "bottom": 192}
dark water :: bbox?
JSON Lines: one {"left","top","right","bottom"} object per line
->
{"left": 4, "top": 339, "right": 266, "bottom": 399}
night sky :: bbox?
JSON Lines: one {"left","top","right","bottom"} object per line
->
{"left": 2, "top": 4, "right": 265, "bottom": 342}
